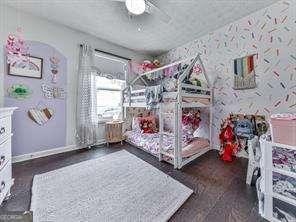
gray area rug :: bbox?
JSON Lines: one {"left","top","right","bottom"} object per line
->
{"left": 31, "top": 150, "right": 193, "bottom": 222}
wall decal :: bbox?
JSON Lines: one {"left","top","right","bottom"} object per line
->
{"left": 157, "top": 0, "right": 296, "bottom": 152}
{"left": 8, "top": 55, "right": 43, "bottom": 79}
{"left": 41, "top": 84, "right": 66, "bottom": 99}
{"left": 4, "top": 41, "right": 67, "bottom": 156}
{"left": 50, "top": 56, "right": 60, "bottom": 83}
{"left": 233, "top": 54, "right": 256, "bottom": 89}
{"left": 5, "top": 28, "right": 29, "bottom": 65}
{"left": 7, "top": 84, "right": 32, "bottom": 100}
{"left": 28, "top": 106, "right": 54, "bottom": 126}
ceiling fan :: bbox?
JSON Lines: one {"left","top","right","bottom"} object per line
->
{"left": 112, "top": 0, "right": 171, "bottom": 23}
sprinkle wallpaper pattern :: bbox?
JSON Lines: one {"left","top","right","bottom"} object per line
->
{"left": 158, "top": 0, "right": 296, "bottom": 150}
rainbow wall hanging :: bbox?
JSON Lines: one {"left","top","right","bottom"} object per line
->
{"left": 233, "top": 54, "right": 256, "bottom": 89}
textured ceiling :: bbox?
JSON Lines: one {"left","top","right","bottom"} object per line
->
{"left": 1, "top": 0, "right": 278, "bottom": 56}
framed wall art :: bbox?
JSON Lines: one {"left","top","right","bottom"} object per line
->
{"left": 8, "top": 55, "right": 43, "bottom": 79}
{"left": 233, "top": 54, "right": 256, "bottom": 90}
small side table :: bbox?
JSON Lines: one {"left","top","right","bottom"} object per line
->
{"left": 105, "top": 121, "right": 124, "bottom": 146}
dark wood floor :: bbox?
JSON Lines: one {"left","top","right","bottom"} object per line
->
{"left": 0, "top": 143, "right": 265, "bottom": 222}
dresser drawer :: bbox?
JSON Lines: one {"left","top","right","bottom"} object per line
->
{"left": 0, "top": 138, "right": 11, "bottom": 172}
{"left": 0, "top": 117, "right": 11, "bottom": 143}
{"left": 0, "top": 162, "right": 12, "bottom": 204}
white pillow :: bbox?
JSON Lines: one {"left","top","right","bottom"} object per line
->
{"left": 132, "top": 117, "right": 141, "bottom": 132}
{"left": 194, "top": 119, "right": 210, "bottom": 140}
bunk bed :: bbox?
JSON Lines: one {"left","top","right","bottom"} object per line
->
{"left": 122, "top": 54, "right": 213, "bottom": 169}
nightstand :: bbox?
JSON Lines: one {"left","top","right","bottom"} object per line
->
{"left": 105, "top": 121, "right": 124, "bottom": 146}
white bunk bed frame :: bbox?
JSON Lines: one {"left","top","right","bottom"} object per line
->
{"left": 122, "top": 54, "right": 213, "bottom": 169}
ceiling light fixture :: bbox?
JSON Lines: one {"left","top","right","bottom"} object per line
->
{"left": 125, "top": 0, "right": 146, "bottom": 15}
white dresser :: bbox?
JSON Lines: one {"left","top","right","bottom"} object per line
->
{"left": 258, "top": 138, "right": 296, "bottom": 222}
{"left": 0, "top": 107, "right": 17, "bottom": 205}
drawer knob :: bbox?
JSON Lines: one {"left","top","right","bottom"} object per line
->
{"left": 0, "top": 127, "right": 5, "bottom": 135}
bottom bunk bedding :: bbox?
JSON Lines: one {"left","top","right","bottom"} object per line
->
{"left": 179, "top": 138, "right": 210, "bottom": 158}
{"left": 125, "top": 130, "right": 210, "bottom": 158}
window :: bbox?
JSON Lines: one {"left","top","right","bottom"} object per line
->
{"left": 96, "top": 76, "right": 125, "bottom": 121}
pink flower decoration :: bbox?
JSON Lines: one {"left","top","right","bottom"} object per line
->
{"left": 5, "top": 28, "right": 29, "bottom": 64}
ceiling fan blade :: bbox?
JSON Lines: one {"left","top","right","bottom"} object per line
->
{"left": 145, "top": 0, "right": 171, "bottom": 23}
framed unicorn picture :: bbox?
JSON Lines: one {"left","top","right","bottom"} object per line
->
{"left": 8, "top": 55, "right": 43, "bottom": 79}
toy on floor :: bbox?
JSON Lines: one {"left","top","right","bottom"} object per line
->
{"left": 234, "top": 118, "right": 255, "bottom": 139}
{"left": 219, "top": 118, "right": 238, "bottom": 162}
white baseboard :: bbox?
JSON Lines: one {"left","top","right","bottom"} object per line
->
{"left": 12, "top": 139, "right": 107, "bottom": 163}
{"left": 94, "top": 139, "right": 106, "bottom": 146}
{"left": 12, "top": 145, "right": 80, "bottom": 163}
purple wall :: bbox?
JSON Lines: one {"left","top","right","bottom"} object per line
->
{"left": 4, "top": 41, "right": 67, "bottom": 156}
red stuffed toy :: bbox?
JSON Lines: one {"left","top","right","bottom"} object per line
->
{"left": 141, "top": 60, "right": 157, "bottom": 72}
{"left": 140, "top": 119, "right": 155, "bottom": 134}
{"left": 219, "top": 118, "right": 238, "bottom": 162}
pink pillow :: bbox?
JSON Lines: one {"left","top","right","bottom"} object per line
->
{"left": 139, "top": 115, "right": 158, "bottom": 133}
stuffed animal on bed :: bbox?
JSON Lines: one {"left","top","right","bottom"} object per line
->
{"left": 182, "top": 111, "right": 201, "bottom": 129}
{"left": 140, "top": 118, "right": 157, "bottom": 134}
{"left": 153, "top": 59, "right": 161, "bottom": 68}
{"left": 189, "top": 64, "right": 203, "bottom": 86}
{"left": 140, "top": 60, "right": 161, "bottom": 72}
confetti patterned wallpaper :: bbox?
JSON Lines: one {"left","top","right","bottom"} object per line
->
{"left": 158, "top": 0, "right": 296, "bottom": 150}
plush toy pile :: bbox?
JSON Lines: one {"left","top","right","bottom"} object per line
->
{"left": 138, "top": 59, "right": 161, "bottom": 73}
{"left": 219, "top": 118, "right": 239, "bottom": 162}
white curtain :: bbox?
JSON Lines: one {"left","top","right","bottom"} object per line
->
{"left": 76, "top": 43, "right": 98, "bottom": 147}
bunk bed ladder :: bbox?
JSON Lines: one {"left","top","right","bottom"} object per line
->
{"left": 174, "top": 102, "right": 179, "bottom": 168}
{"left": 176, "top": 54, "right": 201, "bottom": 169}
{"left": 158, "top": 101, "right": 179, "bottom": 168}
{"left": 158, "top": 103, "right": 164, "bottom": 162}
{"left": 209, "top": 88, "right": 213, "bottom": 150}
{"left": 176, "top": 101, "right": 183, "bottom": 169}
{"left": 159, "top": 72, "right": 167, "bottom": 162}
